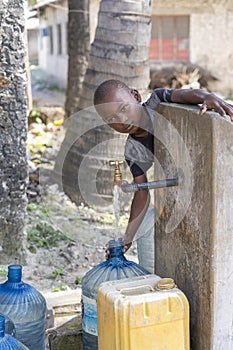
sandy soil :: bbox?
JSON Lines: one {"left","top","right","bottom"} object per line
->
{"left": 0, "top": 124, "right": 137, "bottom": 293}
{"left": 22, "top": 182, "right": 137, "bottom": 293}
{"left": 0, "top": 70, "right": 137, "bottom": 293}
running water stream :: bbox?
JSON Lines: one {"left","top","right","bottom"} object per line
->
{"left": 113, "top": 185, "right": 121, "bottom": 237}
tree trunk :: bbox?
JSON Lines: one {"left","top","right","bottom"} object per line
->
{"left": 0, "top": 0, "right": 28, "bottom": 263}
{"left": 65, "top": 0, "right": 90, "bottom": 119}
{"left": 54, "top": 0, "right": 152, "bottom": 208}
{"left": 80, "top": 0, "right": 152, "bottom": 110}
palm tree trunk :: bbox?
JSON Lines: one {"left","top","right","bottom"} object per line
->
{"left": 54, "top": 0, "right": 152, "bottom": 208}
{"left": 0, "top": 0, "right": 28, "bottom": 263}
{"left": 80, "top": 0, "right": 152, "bottom": 109}
{"left": 65, "top": 0, "right": 90, "bottom": 118}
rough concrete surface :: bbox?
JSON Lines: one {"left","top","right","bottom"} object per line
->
{"left": 154, "top": 103, "right": 233, "bottom": 350}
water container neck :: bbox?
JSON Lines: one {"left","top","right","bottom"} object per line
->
{"left": 108, "top": 239, "right": 125, "bottom": 259}
{"left": 0, "top": 315, "right": 5, "bottom": 338}
{"left": 7, "top": 265, "right": 22, "bottom": 283}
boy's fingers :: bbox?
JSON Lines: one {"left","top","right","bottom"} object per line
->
{"left": 201, "top": 100, "right": 233, "bottom": 120}
{"left": 124, "top": 242, "right": 132, "bottom": 253}
{"left": 105, "top": 244, "right": 110, "bottom": 260}
{"left": 105, "top": 249, "right": 110, "bottom": 260}
{"left": 223, "top": 104, "right": 233, "bottom": 120}
{"left": 200, "top": 103, "right": 208, "bottom": 115}
{"left": 105, "top": 240, "right": 132, "bottom": 259}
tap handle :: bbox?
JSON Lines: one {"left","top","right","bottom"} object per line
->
{"left": 109, "top": 160, "right": 124, "bottom": 186}
{"left": 109, "top": 160, "right": 124, "bottom": 167}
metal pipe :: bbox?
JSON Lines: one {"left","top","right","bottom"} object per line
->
{"left": 120, "top": 177, "right": 181, "bottom": 193}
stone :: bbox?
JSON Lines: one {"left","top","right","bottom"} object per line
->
{"left": 48, "top": 314, "right": 83, "bottom": 350}
{"left": 43, "top": 288, "right": 82, "bottom": 328}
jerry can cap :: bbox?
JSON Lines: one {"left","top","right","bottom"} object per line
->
{"left": 157, "top": 278, "right": 176, "bottom": 290}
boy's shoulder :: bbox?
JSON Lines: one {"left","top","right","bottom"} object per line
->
{"left": 143, "top": 88, "right": 173, "bottom": 111}
{"left": 124, "top": 133, "right": 154, "bottom": 162}
{"left": 124, "top": 134, "right": 154, "bottom": 177}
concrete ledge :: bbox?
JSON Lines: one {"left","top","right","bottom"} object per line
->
{"left": 48, "top": 314, "right": 83, "bottom": 350}
{"left": 43, "top": 288, "right": 82, "bottom": 327}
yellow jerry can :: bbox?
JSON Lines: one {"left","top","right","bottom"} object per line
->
{"left": 97, "top": 274, "right": 190, "bottom": 350}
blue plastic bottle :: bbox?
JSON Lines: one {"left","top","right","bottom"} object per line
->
{"left": 0, "top": 265, "right": 47, "bottom": 350}
{"left": 82, "top": 239, "right": 149, "bottom": 350}
{"left": 0, "top": 314, "right": 15, "bottom": 337}
{"left": 0, "top": 314, "right": 29, "bottom": 350}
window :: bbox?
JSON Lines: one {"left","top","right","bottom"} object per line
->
{"left": 57, "top": 23, "right": 62, "bottom": 55}
{"left": 150, "top": 16, "right": 189, "bottom": 62}
{"left": 48, "top": 26, "right": 53, "bottom": 55}
{"left": 40, "top": 28, "right": 48, "bottom": 50}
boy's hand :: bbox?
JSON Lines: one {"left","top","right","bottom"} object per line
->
{"left": 105, "top": 244, "right": 110, "bottom": 260}
{"left": 200, "top": 94, "right": 233, "bottom": 121}
{"left": 123, "top": 241, "right": 132, "bottom": 253}
{"left": 105, "top": 238, "right": 132, "bottom": 260}
{"left": 122, "top": 234, "right": 132, "bottom": 254}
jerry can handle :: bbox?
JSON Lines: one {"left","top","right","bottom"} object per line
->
{"left": 119, "top": 284, "right": 155, "bottom": 295}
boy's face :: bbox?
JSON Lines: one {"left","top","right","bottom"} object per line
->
{"left": 95, "top": 87, "right": 148, "bottom": 136}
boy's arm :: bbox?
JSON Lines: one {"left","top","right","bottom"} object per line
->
{"left": 171, "top": 89, "right": 233, "bottom": 120}
{"left": 122, "top": 173, "right": 150, "bottom": 251}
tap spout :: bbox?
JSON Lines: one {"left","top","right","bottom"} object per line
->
{"left": 120, "top": 177, "right": 181, "bottom": 193}
{"left": 109, "top": 160, "right": 124, "bottom": 186}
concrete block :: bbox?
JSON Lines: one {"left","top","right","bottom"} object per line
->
{"left": 43, "top": 288, "right": 82, "bottom": 327}
{"left": 154, "top": 103, "right": 233, "bottom": 350}
{"left": 48, "top": 314, "right": 83, "bottom": 350}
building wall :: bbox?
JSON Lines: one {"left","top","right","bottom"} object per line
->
{"left": 90, "top": 0, "right": 100, "bottom": 43}
{"left": 37, "top": 0, "right": 233, "bottom": 95}
{"left": 152, "top": 0, "right": 233, "bottom": 96}
{"left": 38, "top": 0, "right": 100, "bottom": 89}
{"left": 28, "top": 29, "right": 39, "bottom": 63}
{"left": 39, "top": 0, "right": 68, "bottom": 88}
{"left": 190, "top": 4, "right": 233, "bottom": 95}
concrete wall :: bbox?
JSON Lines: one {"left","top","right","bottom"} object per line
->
{"left": 190, "top": 4, "right": 233, "bottom": 96}
{"left": 153, "top": 0, "right": 233, "bottom": 96}
{"left": 154, "top": 103, "right": 233, "bottom": 349}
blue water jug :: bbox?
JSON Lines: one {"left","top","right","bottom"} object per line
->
{"left": 0, "top": 265, "right": 47, "bottom": 350}
{"left": 0, "top": 314, "right": 15, "bottom": 337}
{"left": 82, "top": 238, "right": 149, "bottom": 350}
{"left": 0, "top": 314, "right": 29, "bottom": 350}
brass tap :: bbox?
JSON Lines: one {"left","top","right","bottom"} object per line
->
{"left": 109, "top": 160, "right": 124, "bottom": 186}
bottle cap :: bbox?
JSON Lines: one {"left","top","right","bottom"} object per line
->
{"left": 0, "top": 314, "right": 5, "bottom": 338}
{"left": 8, "top": 265, "right": 22, "bottom": 283}
{"left": 157, "top": 278, "right": 176, "bottom": 290}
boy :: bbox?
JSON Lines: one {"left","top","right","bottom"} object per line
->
{"left": 94, "top": 80, "right": 233, "bottom": 265}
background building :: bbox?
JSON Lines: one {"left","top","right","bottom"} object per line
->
{"left": 29, "top": 0, "right": 233, "bottom": 96}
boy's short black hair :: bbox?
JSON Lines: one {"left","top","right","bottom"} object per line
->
{"left": 93, "top": 79, "right": 130, "bottom": 105}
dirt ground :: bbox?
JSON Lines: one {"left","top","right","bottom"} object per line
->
{"left": 0, "top": 66, "right": 137, "bottom": 293}
{"left": 23, "top": 186, "right": 137, "bottom": 293}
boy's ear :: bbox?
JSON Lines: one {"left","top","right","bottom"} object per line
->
{"left": 131, "top": 89, "right": 142, "bottom": 103}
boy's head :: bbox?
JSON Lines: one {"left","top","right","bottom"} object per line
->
{"left": 93, "top": 79, "right": 145, "bottom": 135}
{"left": 94, "top": 80, "right": 132, "bottom": 106}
